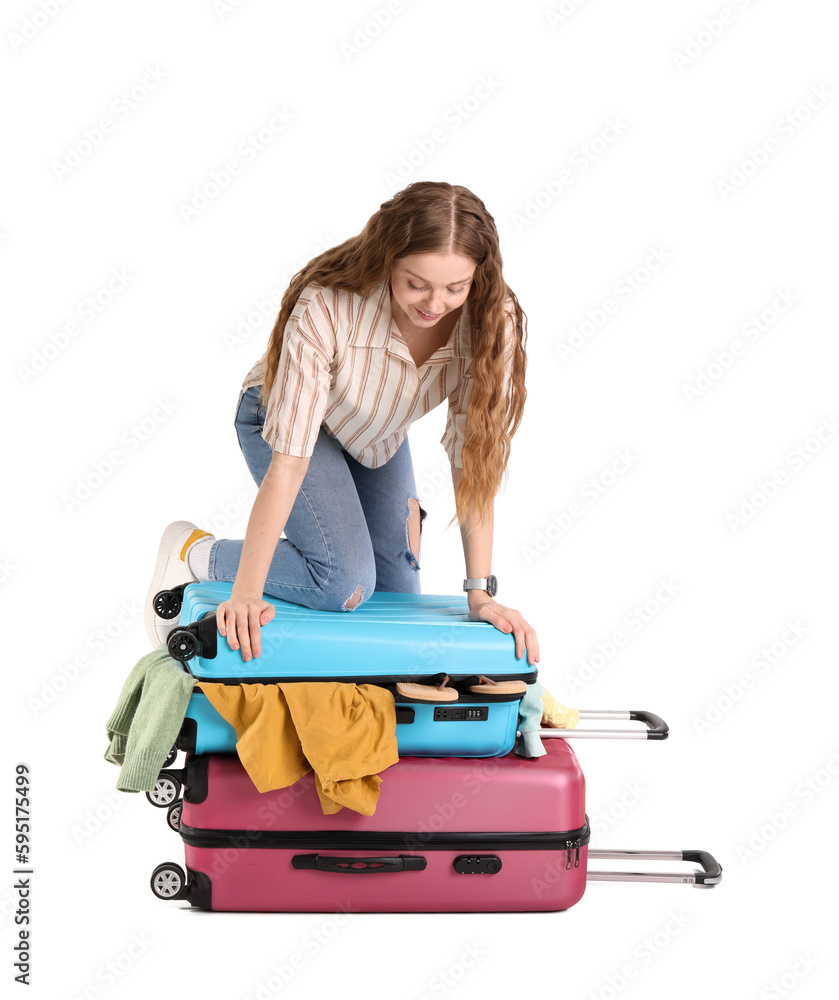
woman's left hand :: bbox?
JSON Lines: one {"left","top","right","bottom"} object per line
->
{"left": 466, "top": 596, "right": 540, "bottom": 665}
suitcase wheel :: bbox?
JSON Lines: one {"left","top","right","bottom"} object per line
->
{"left": 162, "top": 746, "right": 178, "bottom": 768}
{"left": 167, "top": 629, "right": 199, "bottom": 663}
{"left": 145, "top": 773, "right": 182, "bottom": 808}
{"left": 166, "top": 800, "right": 182, "bottom": 833}
{"left": 153, "top": 588, "right": 183, "bottom": 620}
{"left": 150, "top": 863, "right": 186, "bottom": 901}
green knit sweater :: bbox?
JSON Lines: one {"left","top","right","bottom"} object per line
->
{"left": 104, "top": 642, "right": 196, "bottom": 792}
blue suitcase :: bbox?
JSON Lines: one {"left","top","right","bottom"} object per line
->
{"left": 161, "top": 582, "right": 536, "bottom": 758}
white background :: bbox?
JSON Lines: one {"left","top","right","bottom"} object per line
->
{"left": 3, "top": 1, "right": 837, "bottom": 998}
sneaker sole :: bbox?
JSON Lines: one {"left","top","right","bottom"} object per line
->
{"left": 144, "top": 520, "right": 202, "bottom": 646}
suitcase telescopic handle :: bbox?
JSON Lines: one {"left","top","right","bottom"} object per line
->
{"left": 587, "top": 849, "right": 723, "bottom": 885}
{"left": 291, "top": 854, "right": 427, "bottom": 874}
{"left": 532, "top": 709, "right": 669, "bottom": 741}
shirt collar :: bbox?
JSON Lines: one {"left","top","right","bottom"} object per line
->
{"left": 371, "top": 280, "right": 470, "bottom": 366}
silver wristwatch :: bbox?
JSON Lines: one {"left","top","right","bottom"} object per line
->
{"left": 463, "top": 575, "right": 497, "bottom": 597}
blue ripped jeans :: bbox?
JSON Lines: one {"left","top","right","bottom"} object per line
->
{"left": 206, "top": 387, "right": 428, "bottom": 610}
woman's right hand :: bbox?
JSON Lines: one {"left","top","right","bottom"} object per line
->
{"left": 216, "top": 592, "right": 276, "bottom": 662}
{"left": 215, "top": 452, "right": 309, "bottom": 662}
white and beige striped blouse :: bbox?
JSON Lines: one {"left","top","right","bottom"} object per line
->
{"left": 241, "top": 280, "right": 518, "bottom": 470}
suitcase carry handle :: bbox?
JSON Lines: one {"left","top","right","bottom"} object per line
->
{"left": 587, "top": 848, "right": 722, "bottom": 885}
{"left": 531, "top": 709, "right": 669, "bottom": 741}
{"left": 291, "top": 854, "right": 427, "bottom": 874}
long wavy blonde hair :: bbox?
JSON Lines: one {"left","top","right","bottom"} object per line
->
{"left": 259, "top": 180, "right": 528, "bottom": 530}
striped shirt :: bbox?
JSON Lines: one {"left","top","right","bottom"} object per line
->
{"left": 241, "top": 280, "right": 517, "bottom": 469}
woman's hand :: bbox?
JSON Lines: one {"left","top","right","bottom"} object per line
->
{"left": 466, "top": 595, "right": 540, "bottom": 666}
{"left": 217, "top": 591, "right": 276, "bottom": 662}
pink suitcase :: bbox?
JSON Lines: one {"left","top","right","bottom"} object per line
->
{"left": 149, "top": 726, "right": 721, "bottom": 913}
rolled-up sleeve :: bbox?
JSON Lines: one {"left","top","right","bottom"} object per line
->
{"left": 441, "top": 369, "right": 473, "bottom": 469}
{"left": 441, "top": 302, "right": 520, "bottom": 469}
{"left": 261, "top": 293, "right": 335, "bottom": 457}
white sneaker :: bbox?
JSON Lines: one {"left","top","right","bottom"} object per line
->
{"left": 145, "top": 521, "right": 215, "bottom": 645}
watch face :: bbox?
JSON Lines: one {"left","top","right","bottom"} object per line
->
{"left": 487, "top": 575, "right": 497, "bottom": 597}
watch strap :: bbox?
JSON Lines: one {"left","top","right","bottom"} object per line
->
{"left": 463, "top": 575, "right": 497, "bottom": 597}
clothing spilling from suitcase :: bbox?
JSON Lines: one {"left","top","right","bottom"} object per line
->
{"left": 105, "top": 568, "right": 722, "bottom": 911}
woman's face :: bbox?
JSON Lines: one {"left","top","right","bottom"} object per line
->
{"left": 390, "top": 253, "right": 476, "bottom": 329}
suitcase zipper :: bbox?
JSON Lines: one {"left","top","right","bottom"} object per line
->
{"left": 179, "top": 819, "right": 591, "bottom": 854}
{"left": 185, "top": 672, "right": 538, "bottom": 686}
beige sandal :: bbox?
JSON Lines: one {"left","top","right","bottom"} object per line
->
{"left": 396, "top": 675, "right": 459, "bottom": 702}
{"left": 466, "top": 675, "right": 527, "bottom": 697}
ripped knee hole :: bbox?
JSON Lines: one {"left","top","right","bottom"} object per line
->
{"left": 342, "top": 584, "right": 363, "bottom": 611}
{"left": 406, "top": 497, "right": 425, "bottom": 571}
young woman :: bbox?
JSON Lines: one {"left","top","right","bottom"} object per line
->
{"left": 145, "top": 180, "right": 540, "bottom": 670}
